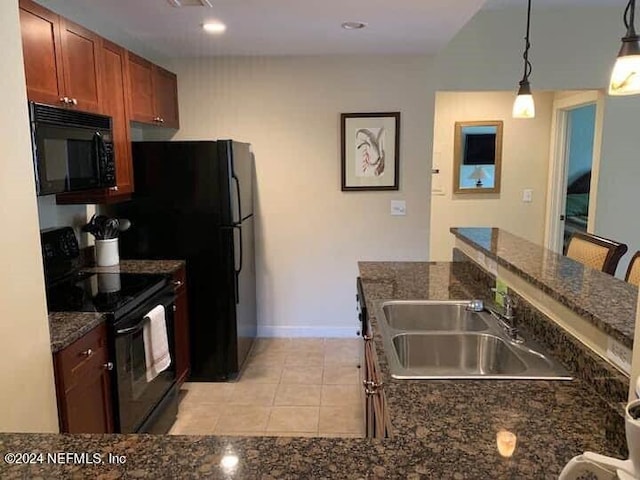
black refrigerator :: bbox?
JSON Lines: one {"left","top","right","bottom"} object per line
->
{"left": 113, "top": 140, "right": 257, "bottom": 381}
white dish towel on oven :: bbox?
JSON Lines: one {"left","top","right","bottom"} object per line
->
{"left": 142, "top": 304, "right": 171, "bottom": 382}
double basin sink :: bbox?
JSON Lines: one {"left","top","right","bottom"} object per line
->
{"left": 375, "top": 300, "right": 572, "bottom": 380}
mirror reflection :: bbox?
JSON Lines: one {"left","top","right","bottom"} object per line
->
{"left": 454, "top": 121, "right": 503, "bottom": 194}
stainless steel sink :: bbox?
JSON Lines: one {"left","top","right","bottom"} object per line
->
{"left": 382, "top": 301, "right": 488, "bottom": 332}
{"left": 392, "top": 333, "right": 527, "bottom": 377}
{"left": 375, "top": 300, "right": 572, "bottom": 380}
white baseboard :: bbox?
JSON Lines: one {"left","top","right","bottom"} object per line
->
{"left": 256, "top": 325, "right": 358, "bottom": 338}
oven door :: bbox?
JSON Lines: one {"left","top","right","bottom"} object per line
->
{"left": 33, "top": 123, "right": 108, "bottom": 195}
{"left": 111, "top": 287, "right": 176, "bottom": 433}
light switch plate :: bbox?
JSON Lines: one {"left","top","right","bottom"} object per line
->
{"left": 390, "top": 200, "right": 406, "bottom": 216}
{"left": 522, "top": 189, "right": 533, "bottom": 203}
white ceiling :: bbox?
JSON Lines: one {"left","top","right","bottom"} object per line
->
{"left": 45, "top": 0, "right": 625, "bottom": 58}
{"left": 50, "top": 0, "right": 487, "bottom": 57}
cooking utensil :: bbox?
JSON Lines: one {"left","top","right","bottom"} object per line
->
{"left": 104, "top": 218, "right": 119, "bottom": 239}
{"left": 118, "top": 218, "right": 131, "bottom": 232}
{"left": 93, "top": 215, "right": 110, "bottom": 239}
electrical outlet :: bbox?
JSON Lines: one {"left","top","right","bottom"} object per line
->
{"left": 607, "top": 338, "right": 632, "bottom": 374}
{"left": 522, "top": 189, "right": 533, "bottom": 203}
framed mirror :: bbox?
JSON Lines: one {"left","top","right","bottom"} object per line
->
{"left": 453, "top": 120, "right": 503, "bottom": 194}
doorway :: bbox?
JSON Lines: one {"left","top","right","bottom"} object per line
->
{"left": 544, "top": 91, "right": 604, "bottom": 254}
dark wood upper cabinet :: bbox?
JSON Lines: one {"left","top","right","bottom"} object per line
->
{"left": 19, "top": 0, "right": 180, "bottom": 204}
{"left": 19, "top": 0, "right": 65, "bottom": 106}
{"left": 53, "top": 323, "right": 114, "bottom": 434}
{"left": 153, "top": 66, "right": 179, "bottom": 129}
{"left": 100, "top": 40, "right": 133, "bottom": 196}
{"left": 127, "top": 52, "right": 155, "bottom": 123}
{"left": 58, "top": 18, "right": 102, "bottom": 113}
{"left": 128, "top": 53, "right": 180, "bottom": 129}
{"left": 19, "top": 0, "right": 102, "bottom": 114}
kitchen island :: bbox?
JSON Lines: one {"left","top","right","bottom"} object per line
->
{"left": 2, "top": 261, "right": 626, "bottom": 479}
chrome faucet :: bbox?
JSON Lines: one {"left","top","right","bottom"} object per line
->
{"left": 485, "top": 289, "right": 523, "bottom": 344}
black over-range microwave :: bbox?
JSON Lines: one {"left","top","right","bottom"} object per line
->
{"left": 29, "top": 102, "right": 116, "bottom": 196}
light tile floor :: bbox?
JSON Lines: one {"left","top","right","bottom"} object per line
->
{"left": 168, "top": 338, "right": 365, "bottom": 437}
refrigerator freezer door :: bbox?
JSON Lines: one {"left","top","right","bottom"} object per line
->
{"left": 228, "top": 141, "right": 254, "bottom": 221}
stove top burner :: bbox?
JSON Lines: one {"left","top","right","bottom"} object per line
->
{"left": 46, "top": 272, "right": 167, "bottom": 314}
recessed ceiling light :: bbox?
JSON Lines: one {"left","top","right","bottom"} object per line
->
{"left": 341, "top": 21, "right": 367, "bottom": 30}
{"left": 202, "top": 22, "right": 227, "bottom": 34}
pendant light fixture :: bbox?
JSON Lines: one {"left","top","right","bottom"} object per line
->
{"left": 609, "top": 0, "right": 640, "bottom": 95}
{"left": 513, "top": 0, "right": 535, "bottom": 119}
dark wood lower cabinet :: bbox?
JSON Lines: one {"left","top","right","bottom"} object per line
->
{"left": 173, "top": 265, "right": 190, "bottom": 385}
{"left": 362, "top": 323, "right": 390, "bottom": 439}
{"left": 53, "top": 323, "right": 114, "bottom": 433}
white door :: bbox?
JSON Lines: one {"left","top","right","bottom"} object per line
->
{"left": 544, "top": 91, "right": 605, "bottom": 253}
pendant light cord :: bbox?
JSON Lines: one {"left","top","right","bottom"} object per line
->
{"left": 520, "top": 0, "right": 533, "bottom": 83}
{"left": 624, "top": 0, "right": 637, "bottom": 37}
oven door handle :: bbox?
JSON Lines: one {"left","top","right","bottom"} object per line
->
{"left": 116, "top": 318, "right": 147, "bottom": 336}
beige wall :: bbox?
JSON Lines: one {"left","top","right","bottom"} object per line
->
{"left": 429, "top": 91, "right": 553, "bottom": 260}
{"left": 171, "top": 55, "right": 434, "bottom": 335}
{"left": 0, "top": 0, "right": 58, "bottom": 432}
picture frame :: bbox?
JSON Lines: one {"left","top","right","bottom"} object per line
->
{"left": 341, "top": 112, "right": 400, "bottom": 191}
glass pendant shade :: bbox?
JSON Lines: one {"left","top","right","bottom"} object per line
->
{"left": 609, "top": 0, "right": 640, "bottom": 95}
{"left": 609, "top": 39, "right": 640, "bottom": 95}
{"left": 512, "top": 82, "right": 535, "bottom": 119}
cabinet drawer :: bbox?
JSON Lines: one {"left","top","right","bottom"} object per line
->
{"left": 55, "top": 323, "right": 108, "bottom": 387}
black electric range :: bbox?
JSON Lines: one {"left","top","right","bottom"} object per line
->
{"left": 41, "top": 227, "right": 178, "bottom": 434}
{"left": 46, "top": 271, "right": 168, "bottom": 317}
{"left": 41, "top": 226, "right": 169, "bottom": 316}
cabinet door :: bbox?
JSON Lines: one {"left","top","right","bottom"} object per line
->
{"left": 153, "top": 66, "right": 179, "bottom": 128}
{"left": 127, "top": 52, "right": 155, "bottom": 123}
{"left": 54, "top": 323, "right": 114, "bottom": 433}
{"left": 19, "top": 0, "right": 65, "bottom": 106}
{"left": 364, "top": 335, "right": 388, "bottom": 439}
{"left": 64, "top": 345, "right": 113, "bottom": 433}
{"left": 364, "top": 339, "right": 376, "bottom": 437}
{"left": 101, "top": 40, "right": 133, "bottom": 195}
{"left": 59, "top": 18, "right": 102, "bottom": 113}
{"left": 173, "top": 267, "right": 190, "bottom": 384}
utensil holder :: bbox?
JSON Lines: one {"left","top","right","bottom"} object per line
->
{"left": 95, "top": 238, "right": 119, "bottom": 267}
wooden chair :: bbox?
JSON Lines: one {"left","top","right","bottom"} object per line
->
{"left": 625, "top": 251, "right": 640, "bottom": 286}
{"left": 564, "top": 232, "right": 628, "bottom": 276}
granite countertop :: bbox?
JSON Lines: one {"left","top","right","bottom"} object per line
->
{"left": 48, "top": 260, "right": 186, "bottom": 353}
{"left": 6, "top": 261, "right": 625, "bottom": 479}
{"left": 82, "top": 259, "right": 185, "bottom": 275}
{"left": 49, "top": 312, "right": 107, "bottom": 353}
{"left": 451, "top": 227, "right": 637, "bottom": 348}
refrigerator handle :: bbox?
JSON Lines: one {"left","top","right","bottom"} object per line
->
{"left": 233, "top": 224, "right": 243, "bottom": 304}
{"left": 232, "top": 174, "right": 242, "bottom": 224}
